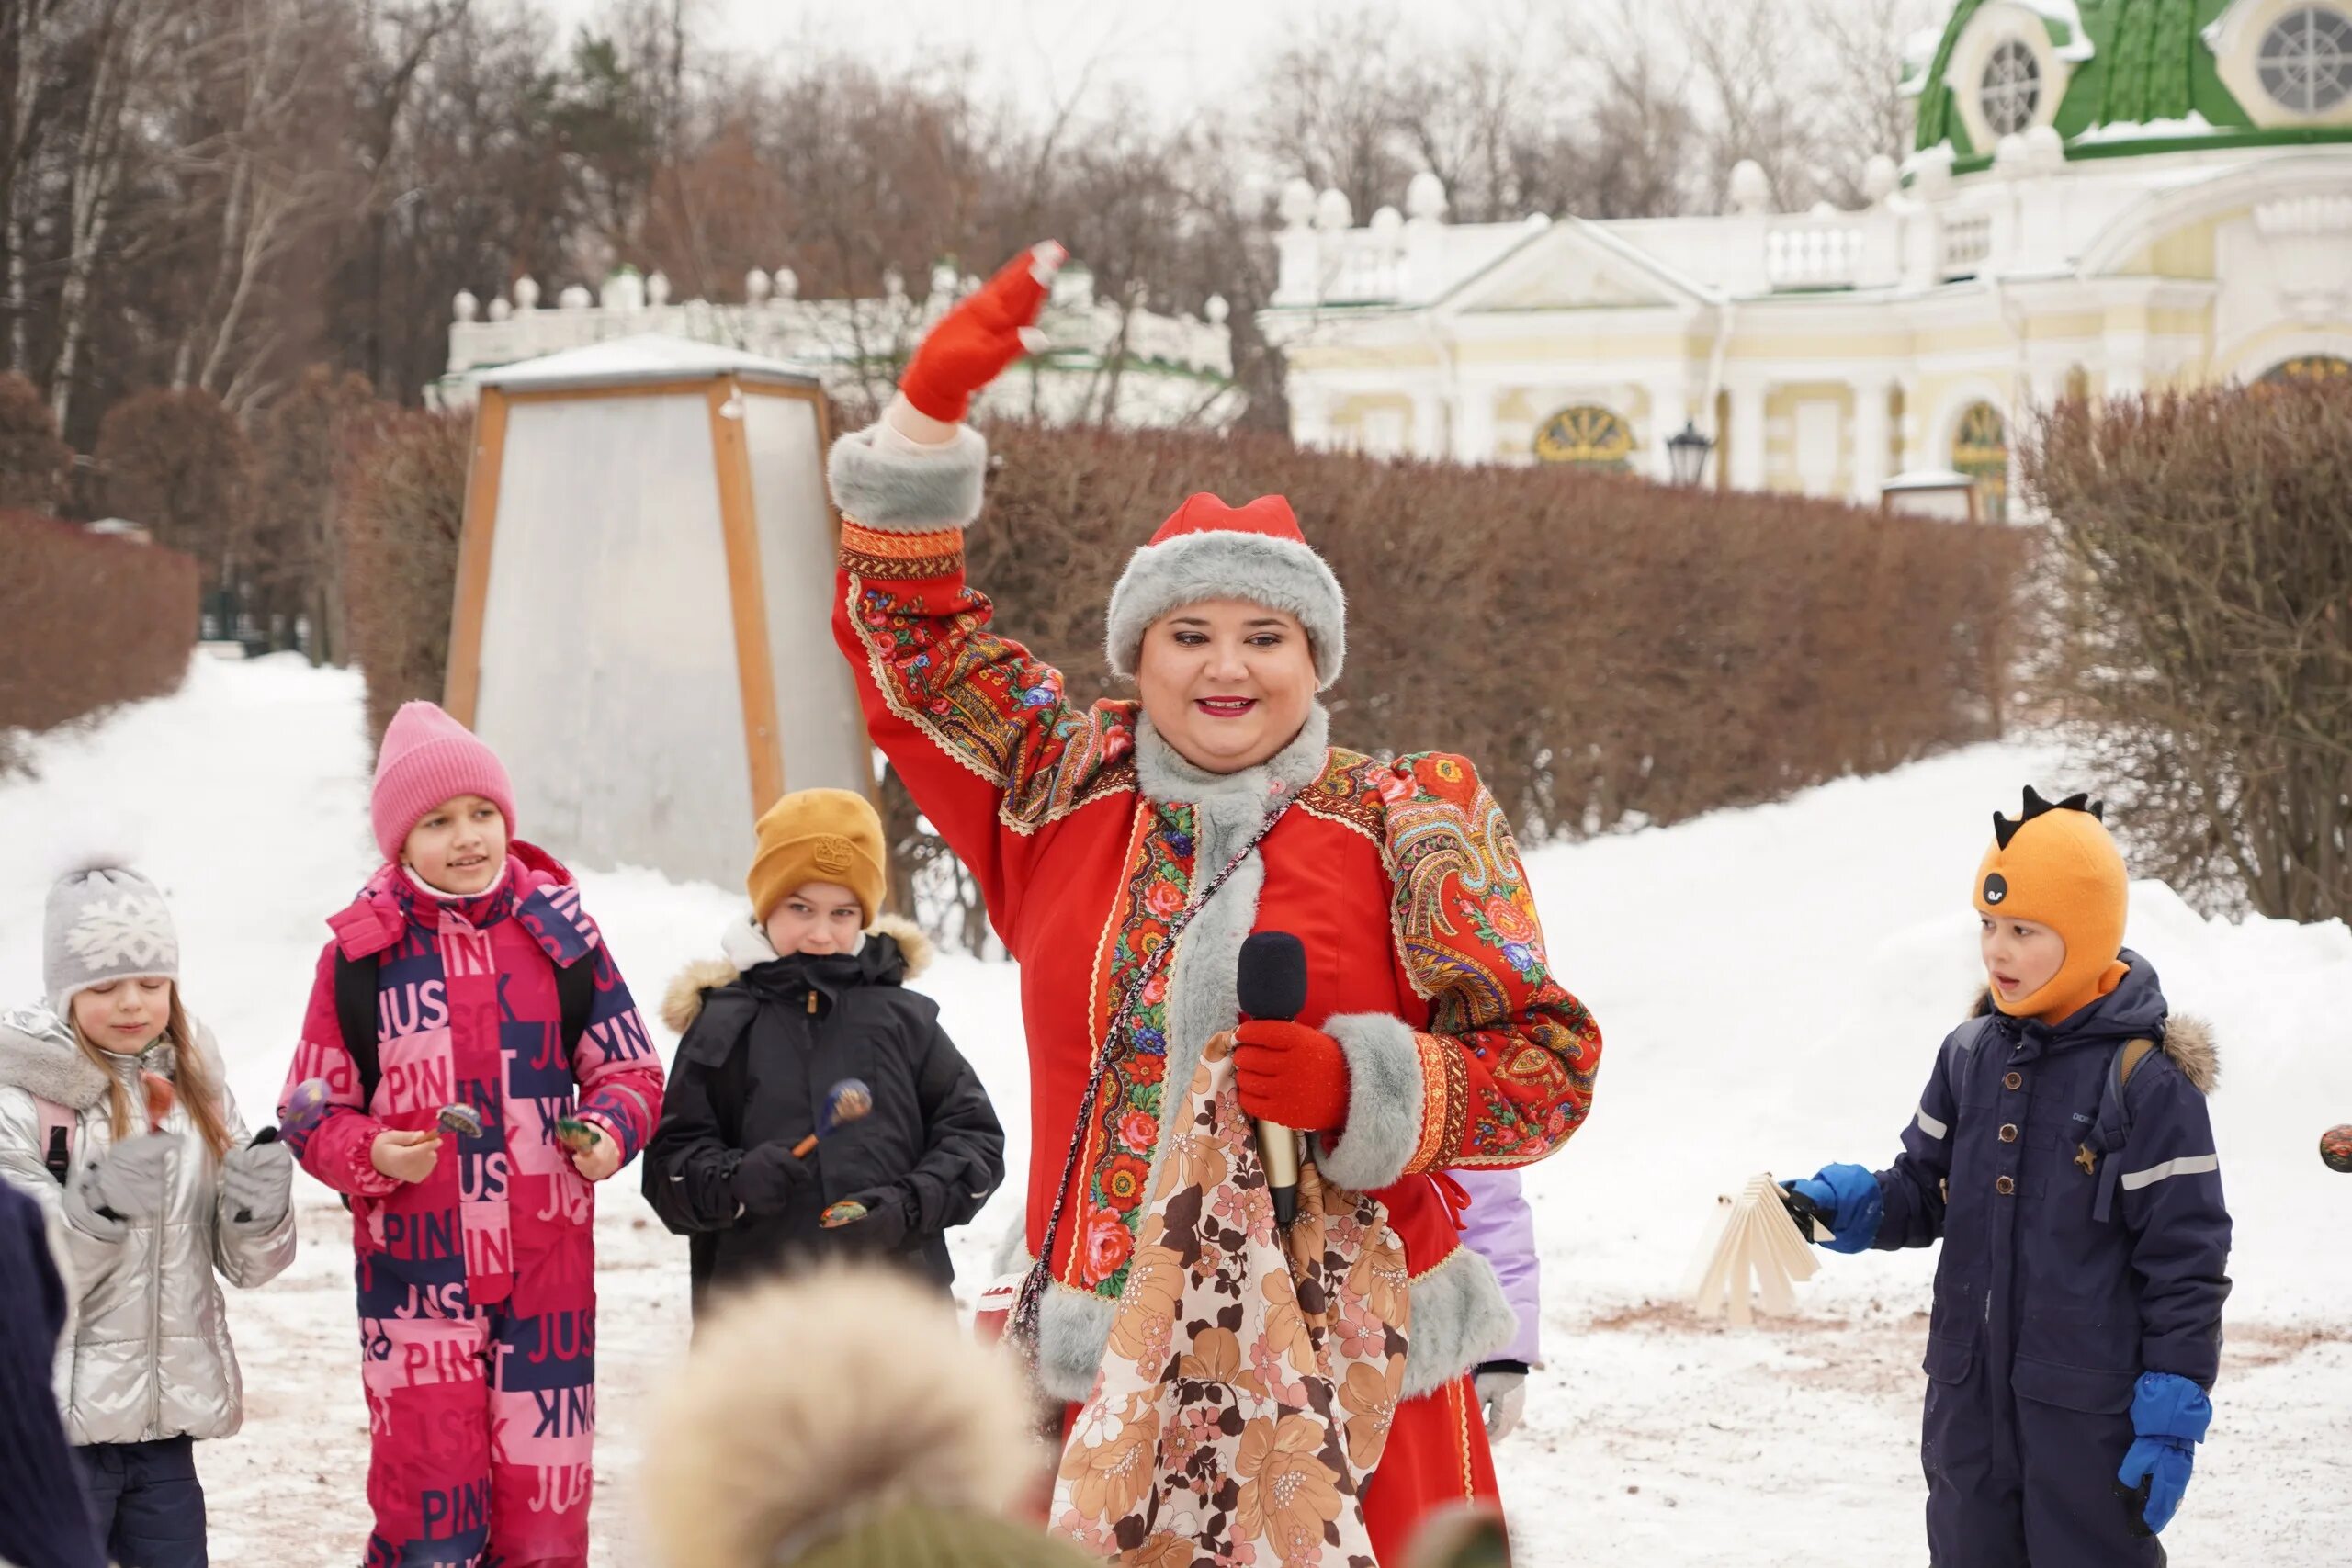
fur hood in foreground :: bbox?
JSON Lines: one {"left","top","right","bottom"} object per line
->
{"left": 662, "top": 913, "right": 934, "bottom": 1036}
{"left": 639, "top": 1264, "right": 1082, "bottom": 1568}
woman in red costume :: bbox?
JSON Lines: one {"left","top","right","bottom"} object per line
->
{"left": 826, "top": 243, "right": 1601, "bottom": 1566}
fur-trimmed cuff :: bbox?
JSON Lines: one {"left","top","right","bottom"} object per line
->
{"left": 1399, "top": 1246, "right": 1519, "bottom": 1399}
{"left": 1313, "top": 1013, "right": 1425, "bottom": 1191}
{"left": 827, "top": 422, "right": 989, "bottom": 532}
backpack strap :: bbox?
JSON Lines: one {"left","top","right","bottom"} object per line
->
{"left": 555, "top": 954, "right": 596, "bottom": 1061}
{"left": 32, "top": 1095, "right": 74, "bottom": 1183}
{"left": 334, "top": 950, "right": 384, "bottom": 1110}
{"left": 2081, "top": 1037, "right": 2165, "bottom": 1223}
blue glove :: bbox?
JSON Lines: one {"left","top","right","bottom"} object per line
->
{"left": 1785, "top": 1164, "right": 1883, "bottom": 1253}
{"left": 2117, "top": 1371, "right": 2210, "bottom": 1534}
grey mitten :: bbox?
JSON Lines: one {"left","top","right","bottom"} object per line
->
{"left": 66, "top": 1133, "right": 180, "bottom": 1235}
{"left": 1475, "top": 1365, "right": 1528, "bottom": 1442}
{"left": 220, "top": 1136, "right": 294, "bottom": 1228}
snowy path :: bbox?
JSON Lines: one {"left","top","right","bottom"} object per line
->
{"left": 4, "top": 657, "right": 2347, "bottom": 1566}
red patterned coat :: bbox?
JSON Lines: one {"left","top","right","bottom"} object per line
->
{"left": 827, "top": 423, "right": 1601, "bottom": 1464}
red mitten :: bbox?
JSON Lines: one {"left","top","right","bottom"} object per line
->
{"left": 1233, "top": 1020, "right": 1351, "bottom": 1133}
{"left": 898, "top": 241, "right": 1067, "bottom": 423}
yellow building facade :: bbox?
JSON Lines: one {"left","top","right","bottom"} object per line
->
{"left": 1259, "top": 0, "right": 2352, "bottom": 517}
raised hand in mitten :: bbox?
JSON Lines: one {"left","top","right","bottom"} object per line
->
{"left": 1783, "top": 1163, "right": 1883, "bottom": 1253}
{"left": 220, "top": 1134, "right": 294, "bottom": 1229}
{"left": 65, "top": 1133, "right": 180, "bottom": 1235}
{"left": 897, "top": 242, "right": 1066, "bottom": 423}
{"left": 1233, "top": 1020, "right": 1351, "bottom": 1133}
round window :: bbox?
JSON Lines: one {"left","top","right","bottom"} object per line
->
{"left": 2258, "top": 6, "right": 2352, "bottom": 114}
{"left": 1980, "top": 39, "right": 2042, "bottom": 136}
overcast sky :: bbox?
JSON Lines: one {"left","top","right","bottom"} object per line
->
{"left": 531, "top": 0, "right": 1521, "bottom": 130}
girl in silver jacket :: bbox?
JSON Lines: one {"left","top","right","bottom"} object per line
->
{"left": 0, "top": 864, "right": 295, "bottom": 1568}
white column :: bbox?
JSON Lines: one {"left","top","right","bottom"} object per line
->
{"left": 1410, "top": 387, "right": 1444, "bottom": 458}
{"left": 1453, "top": 384, "right": 1497, "bottom": 464}
{"left": 1851, "top": 376, "right": 1894, "bottom": 504}
{"left": 1728, "top": 378, "right": 1769, "bottom": 491}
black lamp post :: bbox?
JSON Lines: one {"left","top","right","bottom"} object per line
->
{"left": 1667, "top": 419, "right": 1715, "bottom": 488}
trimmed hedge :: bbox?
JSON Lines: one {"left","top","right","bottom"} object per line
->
{"left": 0, "top": 511, "right": 198, "bottom": 733}
{"left": 344, "top": 410, "right": 2026, "bottom": 931}
{"left": 973, "top": 423, "right": 2027, "bottom": 840}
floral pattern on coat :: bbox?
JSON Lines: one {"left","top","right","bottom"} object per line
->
{"left": 1050, "top": 1031, "right": 1407, "bottom": 1568}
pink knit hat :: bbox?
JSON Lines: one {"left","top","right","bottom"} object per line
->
{"left": 371, "top": 701, "right": 516, "bottom": 863}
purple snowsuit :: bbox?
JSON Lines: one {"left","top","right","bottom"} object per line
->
{"left": 1454, "top": 1168, "right": 1542, "bottom": 1366}
{"left": 1874, "top": 953, "right": 2229, "bottom": 1567}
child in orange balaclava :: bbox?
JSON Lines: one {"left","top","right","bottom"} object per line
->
{"left": 1784, "top": 787, "right": 2232, "bottom": 1568}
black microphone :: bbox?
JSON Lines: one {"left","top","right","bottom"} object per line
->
{"left": 1237, "top": 931, "right": 1308, "bottom": 1227}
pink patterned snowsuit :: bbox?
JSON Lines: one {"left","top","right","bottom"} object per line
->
{"left": 280, "top": 843, "right": 663, "bottom": 1568}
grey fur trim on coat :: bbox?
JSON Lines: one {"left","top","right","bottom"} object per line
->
{"left": 827, "top": 423, "right": 988, "bottom": 533}
{"left": 0, "top": 1006, "right": 111, "bottom": 1111}
{"left": 1312, "top": 1013, "right": 1424, "bottom": 1193}
{"left": 1397, "top": 1246, "right": 1519, "bottom": 1399}
{"left": 1011, "top": 1235, "right": 1517, "bottom": 1403}
{"left": 1104, "top": 527, "right": 1347, "bottom": 688}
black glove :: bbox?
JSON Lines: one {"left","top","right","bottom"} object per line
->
{"left": 730, "top": 1143, "right": 814, "bottom": 1218}
{"left": 835, "top": 1185, "right": 917, "bottom": 1250}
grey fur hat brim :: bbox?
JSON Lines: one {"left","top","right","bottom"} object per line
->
{"left": 1103, "top": 528, "right": 1346, "bottom": 688}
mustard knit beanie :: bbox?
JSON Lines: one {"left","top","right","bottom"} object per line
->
{"left": 748, "top": 789, "right": 888, "bottom": 925}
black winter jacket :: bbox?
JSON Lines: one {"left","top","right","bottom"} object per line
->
{"left": 642, "top": 919, "right": 1004, "bottom": 1313}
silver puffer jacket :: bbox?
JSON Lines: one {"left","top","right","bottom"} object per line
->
{"left": 0, "top": 1005, "right": 295, "bottom": 1445}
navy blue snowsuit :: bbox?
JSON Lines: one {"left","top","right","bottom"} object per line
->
{"left": 1873, "top": 953, "right": 2230, "bottom": 1567}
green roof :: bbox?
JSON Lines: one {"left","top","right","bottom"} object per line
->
{"left": 1910, "top": 0, "right": 2352, "bottom": 161}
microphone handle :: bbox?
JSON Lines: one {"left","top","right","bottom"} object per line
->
{"left": 1257, "top": 1117, "right": 1301, "bottom": 1227}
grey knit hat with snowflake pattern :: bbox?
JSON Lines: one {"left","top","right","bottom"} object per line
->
{"left": 45, "top": 864, "right": 179, "bottom": 1013}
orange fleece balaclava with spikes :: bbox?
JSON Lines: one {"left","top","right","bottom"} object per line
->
{"left": 1973, "top": 786, "right": 2131, "bottom": 1025}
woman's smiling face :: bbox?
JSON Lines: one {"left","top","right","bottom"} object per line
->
{"left": 1135, "top": 600, "right": 1317, "bottom": 774}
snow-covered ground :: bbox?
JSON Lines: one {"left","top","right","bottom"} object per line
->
{"left": 3, "top": 657, "right": 2347, "bottom": 1566}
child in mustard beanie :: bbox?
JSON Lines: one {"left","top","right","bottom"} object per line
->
{"left": 1783, "top": 787, "right": 2231, "bottom": 1567}
{"left": 641, "top": 789, "right": 1005, "bottom": 1315}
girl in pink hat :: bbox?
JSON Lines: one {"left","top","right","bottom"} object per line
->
{"left": 277, "top": 701, "right": 664, "bottom": 1568}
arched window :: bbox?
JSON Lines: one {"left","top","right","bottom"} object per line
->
{"left": 1951, "top": 402, "right": 2009, "bottom": 523}
{"left": 2257, "top": 6, "right": 2352, "bottom": 114}
{"left": 1533, "top": 405, "right": 1633, "bottom": 469}
{"left": 1980, "top": 39, "right": 2043, "bottom": 135}
{"left": 2261, "top": 354, "right": 2352, "bottom": 383}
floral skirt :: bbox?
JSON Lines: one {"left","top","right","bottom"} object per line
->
{"left": 1045, "top": 1028, "right": 1486, "bottom": 1567}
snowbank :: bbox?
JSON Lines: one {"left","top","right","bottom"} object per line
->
{"left": 1, "top": 658, "right": 2345, "bottom": 1565}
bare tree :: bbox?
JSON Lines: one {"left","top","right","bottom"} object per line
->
{"left": 50, "top": 0, "right": 176, "bottom": 429}
{"left": 164, "top": 0, "right": 355, "bottom": 413}
{"left": 1805, "top": 0, "right": 1938, "bottom": 203}
{"left": 1673, "top": 0, "right": 1833, "bottom": 212}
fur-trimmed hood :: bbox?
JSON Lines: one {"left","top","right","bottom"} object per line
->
{"left": 662, "top": 914, "right": 935, "bottom": 1035}
{"left": 0, "top": 1003, "right": 111, "bottom": 1110}
{"left": 1967, "top": 979, "right": 2218, "bottom": 1095}
{"left": 639, "top": 1264, "right": 1073, "bottom": 1568}
{"left": 0, "top": 1004, "right": 232, "bottom": 1112}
